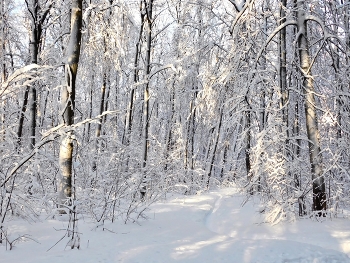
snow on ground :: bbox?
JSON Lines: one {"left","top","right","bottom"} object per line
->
{"left": 2, "top": 187, "right": 350, "bottom": 263}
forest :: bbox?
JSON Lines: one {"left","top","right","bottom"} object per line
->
{"left": 1, "top": 0, "right": 350, "bottom": 251}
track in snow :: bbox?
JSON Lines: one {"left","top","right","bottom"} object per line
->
{"left": 205, "top": 188, "right": 350, "bottom": 263}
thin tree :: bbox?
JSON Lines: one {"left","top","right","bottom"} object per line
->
{"left": 0, "top": 0, "right": 7, "bottom": 141}
{"left": 123, "top": 1, "right": 146, "bottom": 146}
{"left": 279, "top": 0, "right": 287, "bottom": 119}
{"left": 140, "top": 0, "right": 154, "bottom": 199}
{"left": 17, "top": 0, "right": 51, "bottom": 150}
{"left": 93, "top": 2, "right": 114, "bottom": 171}
{"left": 0, "top": 0, "right": 5, "bottom": 83}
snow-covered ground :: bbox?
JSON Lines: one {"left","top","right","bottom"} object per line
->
{"left": 2, "top": 187, "right": 350, "bottom": 263}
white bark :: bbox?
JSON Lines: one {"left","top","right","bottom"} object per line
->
{"left": 59, "top": 0, "right": 82, "bottom": 206}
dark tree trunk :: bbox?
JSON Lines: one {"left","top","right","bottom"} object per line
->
{"left": 19, "top": 0, "right": 51, "bottom": 149}
{"left": 92, "top": 71, "right": 107, "bottom": 171}
{"left": 206, "top": 106, "right": 223, "bottom": 188}
{"left": 245, "top": 107, "right": 252, "bottom": 194}
{"left": 124, "top": 2, "right": 145, "bottom": 146}
{"left": 16, "top": 88, "right": 30, "bottom": 152}
{"left": 140, "top": 0, "right": 154, "bottom": 199}
{"left": 0, "top": 0, "right": 5, "bottom": 143}
{"left": 164, "top": 81, "right": 175, "bottom": 171}
{"left": 279, "top": 0, "right": 288, "bottom": 123}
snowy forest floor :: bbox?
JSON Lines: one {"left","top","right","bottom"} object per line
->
{"left": 2, "top": 187, "right": 350, "bottom": 263}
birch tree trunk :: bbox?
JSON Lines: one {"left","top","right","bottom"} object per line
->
{"left": 59, "top": 0, "right": 82, "bottom": 207}
{"left": 296, "top": 0, "right": 326, "bottom": 214}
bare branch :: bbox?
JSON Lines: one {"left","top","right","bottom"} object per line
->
{"left": 256, "top": 20, "right": 297, "bottom": 64}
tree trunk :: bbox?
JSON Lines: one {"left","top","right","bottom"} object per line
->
{"left": 19, "top": 0, "right": 51, "bottom": 149}
{"left": 85, "top": 74, "right": 94, "bottom": 143}
{"left": 41, "top": 89, "right": 49, "bottom": 127}
{"left": 16, "top": 88, "right": 30, "bottom": 152}
{"left": 0, "top": 0, "right": 6, "bottom": 142}
{"left": 220, "top": 143, "right": 229, "bottom": 179}
{"left": 293, "top": 97, "right": 305, "bottom": 216}
{"left": 59, "top": 0, "right": 82, "bottom": 207}
{"left": 185, "top": 90, "right": 198, "bottom": 174}
{"left": 0, "top": 0, "right": 5, "bottom": 239}
{"left": 140, "top": 0, "right": 154, "bottom": 199}
{"left": 28, "top": 0, "right": 41, "bottom": 149}
{"left": 102, "top": 79, "right": 110, "bottom": 126}
{"left": 124, "top": 2, "right": 145, "bottom": 146}
{"left": 96, "top": 74, "right": 107, "bottom": 139}
{"left": 29, "top": 86, "right": 37, "bottom": 149}
{"left": 344, "top": 0, "right": 350, "bottom": 52}
{"left": 164, "top": 81, "right": 176, "bottom": 171}
{"left": 206, "top": 106, "right": 223, "bottom": 188}
{"left": 279, "top": 0, "right": 288, "bottom": 122}
{"left": 245, "top": 107, "right": 252, "bottom": 194}
{"left": 296, "top": 0, "right": 326, "bottom": 215}
{"left": 0, "top": 0, "right": 5, "bottom": 83}
{"left": 92, "top": 72, "right": 107, "bottom": 171}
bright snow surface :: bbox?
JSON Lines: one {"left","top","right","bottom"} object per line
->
{"left": 2, "top": 187, "right": 350, "bottom": 263}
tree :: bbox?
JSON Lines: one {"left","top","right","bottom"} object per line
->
{"left": 140, "top": 0, "right": 154, "bottom": 199}
{"left": 295, "top": 0, "right": 326, "bottom": 214}
{"left": 0, "top": 0, "right": 7, "bottom": 142}
{"left": 123, "top": 1, "right": 145, "bottom": 147}
{"left": 16, "top": 0, "right": 52, "bottom": 150}
{"left": 58, "top": 0, "right": 82, "bottom": 208}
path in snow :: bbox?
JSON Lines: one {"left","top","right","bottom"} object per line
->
{"left": 206, "top": 188, "right": 350, "bottom": 263}
{"left": 2, "top": 187, "right": 350, "bottom": 262}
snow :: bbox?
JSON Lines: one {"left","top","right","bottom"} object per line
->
{"left": 2, "top": 187, "right": 350, "bottom": 263}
